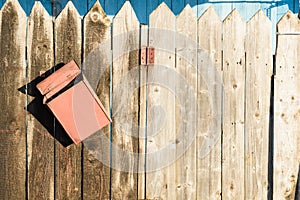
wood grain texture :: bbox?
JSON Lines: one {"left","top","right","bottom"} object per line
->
{"left": 146, "top": 3, "right": 176, "bottom": 199}
{"left": 51, "top": 0, "right": 88, "bottom": 16}
{"left": 83, "top": 1, "right": 111, "bottom": 199}
{"left": 27, "top": 2, "right": 54, "bottom": 199}
{"left": 0, "top": 0, "right": 26, "bottom": 199}
{"left": 274, "top": 11, "right": 300, "bottom": 200}
{"left": 54, "top": 2, "right": 82, "bottom": 199}
{"left": 175, "top": 5, "right": 197, "bottom": 200}
{"left": 111, "top": 2, "right": 140, "bottom": 199}
{"left": 197, "top": 6, "right": 222, "bottom": 200}
{"left": 245, "top": 10, "right": 272, "bottom": 200}
{"left": 138, "top": 24, "right": 148, "bottom": 200}
{"left": 222, "top": 9, "right": 246, "bottom": 200}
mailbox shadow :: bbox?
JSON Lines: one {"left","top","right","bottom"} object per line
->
{"left": 18, "top": 63, "right": 74, "bottom": 147}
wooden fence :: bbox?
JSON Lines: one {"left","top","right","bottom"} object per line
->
{"left": 0, "top": 0, "right": 299, "bottom": 199}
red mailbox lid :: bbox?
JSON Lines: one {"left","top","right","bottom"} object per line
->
{"left": 36, "top": 60, "right": 81, "bottom": 100}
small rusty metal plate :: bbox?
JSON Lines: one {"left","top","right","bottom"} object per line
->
{"left": 147, "top": 47, "right": 155, "bottom": 65}
{"left": 140, "top": 46, "right": 155, "bottom": 65}
{"left": 140, "top": 46, "right": 147, "bottom": 65}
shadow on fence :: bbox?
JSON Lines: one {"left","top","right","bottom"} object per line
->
{"left": 18, "top": 63, "right": 74, "bottom": 147}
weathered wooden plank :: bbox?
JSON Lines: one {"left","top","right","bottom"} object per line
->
{"left": 82, "top": 1, "right": 111, "bottom": 199}
{"left": 0, "top": 0, "right": 26, "bottom": 199}
{"left": 111, "top": 2, "right": 140, "bottom": 199}
{"left": 175, "top": 5, "right": 197, "bottom": 200}
{"left": 274, "top": 11, "right": 300, "bottom": 200}
{"left": 54, "top": 2, "right": 82, "bottom": 199}
{"left": 245, "top": 10, "right": 272, "bottom": 200}
{"left": 146, "top": 3, "right": 176, "bottom": 199}
{"left": 27, "top": 2, "right": 54, "bottom": 199}
{"left": 222, "top": 9, "right": 246, "bottom": 199}
{"left": 138, "top": 24, "right": 148, "bottom": 200}
{"left": 197, "top": 6, "right": 222, "bottom": 200}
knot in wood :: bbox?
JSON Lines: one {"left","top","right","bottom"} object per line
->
{"left": 90, "top": 12, "right": 101, "bottom": 23}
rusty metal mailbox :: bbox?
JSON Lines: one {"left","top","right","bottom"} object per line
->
{"left": 37, "top": 60, "right": 111, "bottom": 144}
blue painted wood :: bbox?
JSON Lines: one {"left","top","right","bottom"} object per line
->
{"left": 295, "top": 0, "right": 299, "bottom": 12}
{"left": 172, "top": 0, "right": 184, "bottom": 15}
{"left": 147, "top": 0, "right": 158, "bottom": 23}
{"left": 105, "top": 0, "right": 118, "bottom": 15}
{"left": 87, "top": 0, "right": 106, "bottom": 11}
{"left": 1, "top": 0, "right": 298, "bottom": 31}
{"left": 3, "top": 0, "right": 298, "bottom": 21}
{"left": 88, "top": 0, "right": 96, "bottom": 10}
{"left": 159, "top": 0, "right": 172, "bottom": 9}
{"left": 130, "top": 0, "right": 146, "bottom": 23}
{"left": 39, "top": 0, "right": 53, "bottom": 15}
{"left": 18, "top": 0, "right": 35, "bottom": 15}
{"left": 0, "top": 0, "right": 4, "bottom": 9}
{"left": 56, "top": 0, "right": 87, "bottom": 15}
{"left": 233, "top": 3, "right": 261, "bottom": 21}
{"left": 118, "top": 0, "right": 126, "bottom": 9}
{"left": 186, "top": 0, "right": 198, "bottom": 7}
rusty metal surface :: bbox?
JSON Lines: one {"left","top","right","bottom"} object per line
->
{"left": 147, "top": 47, "right": 155, "bottom": 65}
{"left": 141, "top": 46, "right": 147, "bottom": 65}
{"left": 140, "top": 46, "right": 155, "bottom": 65}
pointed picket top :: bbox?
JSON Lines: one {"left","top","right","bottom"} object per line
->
{"left": 0, "top": 0, "right": 26, "bottom": 67}
{"left": 29, "top": 1, "right": 51, "bottom": 18}
{"left": 198, "top": 6, "right": 221, "bottom": 34}
{"left": 84, "top": 0, "right": 110, "bottom": 25}
{"left": 198, "top": 6, "right": 221, "bottom": 23}
{"left": 176, "top": 4, "right": 197, "bottom": 41}
{"left": 1, "top": 0, "right": 26, "bottom": 18}
{"left": 56, "top": 1, "right": 80, "bottom": 21}
{"left": 0, "top": 0, "right": 26, "bottom": 28}
{"left": 223, "top": 8, "right": 245, "bottom": 44}
{"left": 28, "top": 1, "right": 53, "bottom": 67}
{"left": 150, "top": 2, "right": 175, "bottom": 27}
{"left": 277, "top": 10, "right": 300, "bottom": 33}
{"left": 246, "top": 9, "right": 272, "bottom": 49}
{"left": 223, "top": 8, "right": 244, "bottom": 24}
{"left": 112, "top": 0, "right": 139, "bottom": 59}
{"left": 247, "top": 9, "right": 270, "bottom": 26}
{"left": 152, "top": 2, "right": 172, "bottom": 15}
{"left": 197, "top": 5, "right": 222, "bottom": 59}
{"left": 177, "top": 4, "right": 196, "bottom": 19}
{"left": 114, "top": 1, "right": 138, "bottom": 24}
{"left": 55, "top": 0, "right": 81, "bottom": 64}
{"left": 247, "top": 9, "right": 271, "bottom": 49}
